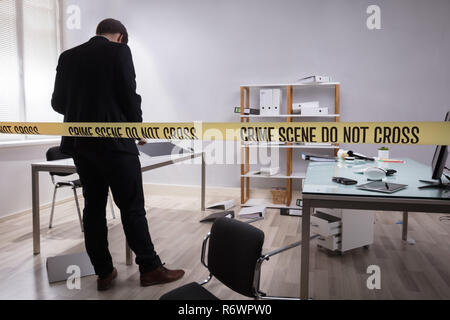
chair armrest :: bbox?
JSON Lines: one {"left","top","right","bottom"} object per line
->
{"left": 200, "top": 232, "right": 211, "bottom": 269}
{"left": 252, "top": 234, "right": 320, "bottom": 300}
{"left": 261, "top": 241, "right": 301, "bottom": 261}
{"left": 262, "top": 234, "right": 320, "bottom": 261}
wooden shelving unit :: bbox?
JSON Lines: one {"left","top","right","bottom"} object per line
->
{"left": 240, "top": 82, "right": 341, "bottom": 208}
{"left": 239, "top": 114, "right": 340, "bottom": 118}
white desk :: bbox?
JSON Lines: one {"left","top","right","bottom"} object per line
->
{"left": 31, "top": 152, "right": 206, "bottom": 265}
{"left": 300, "top": 159, "right": 450, "bottom": 299}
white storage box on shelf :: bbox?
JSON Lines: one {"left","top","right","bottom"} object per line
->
{"left": 301, "top": 107, "right": 329, "bottom": 116}
{"left": 298, "top": 75, "right": 332, "bottom": 83}
{"left": 292, "top": 101, "right": 319, "bottom": 113}
{"left": 292, "top": 101, "right": 329, "bottom": 115}
{"left": 260, "top": 89, "right": 281, "bottom": 115}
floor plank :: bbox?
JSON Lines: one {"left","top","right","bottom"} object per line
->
{"left": 0, "top": 190, "right": 449, "bottom": 300}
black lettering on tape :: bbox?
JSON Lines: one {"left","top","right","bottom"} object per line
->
{"left": 14, "top": 125, "right": 38, "bottom": 135}
{"left": 278, "top": 127, "right": 286, "bottom": 142}
{"left": 240, "top": 128, "right": 248, "bottom": 142}
{"left": 360, "top": 127, "right": 369, "bottom": 143}
{"left": 0, "top": 126, "right": 13, "bottom": 134}
{"left": 141, "top": 127, "right": 161, "bottom": 139}
{"left": 401, "top": 127, "right": 410, "bottom": 144}
{"left": 191, "top": 128, "right": 198, "bottom": 140}
{"left": 374, "top": 127, "right": 382, "bottom": 143}
{"left": 69, "top": 126, "right": 93, "bottom": 136}
{"left": 125, "top": 127, "right": 139, "bottom": 139}
{"left": 94, "top": 127, "right": 123, "bottom": 138}
{"left": 411, "top": 126, "right": 420, "bottom": 144}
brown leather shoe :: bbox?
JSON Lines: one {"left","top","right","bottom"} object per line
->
{"left": 97, "top": 268, "right": 118, "bottom": 291}
{"left": 140, "top": 265, "right": 185, "bottom": 287}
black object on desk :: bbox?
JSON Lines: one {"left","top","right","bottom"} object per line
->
{"left": 347, "top": 150, "right": 374, "bottom": 161}
{"left": 138, "top": 142, "right": 192, "bottom": 157}
{"left": 332, "top": 177, "right": 358, "bottom": 185}
{"left": 419, "top": 111, "right": 449, "bottom": 190}
{"left": 358, "top": 181, "right": 408, "bottom": 194}
{"left": 386, "top": 169, "right": 397, "bottom": 176}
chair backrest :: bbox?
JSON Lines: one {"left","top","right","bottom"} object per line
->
{"left": 207, "top": 217, "right": 264, "bottom": 298}
{"left": 46, "top": 146, "right": 72, "bottom": 177}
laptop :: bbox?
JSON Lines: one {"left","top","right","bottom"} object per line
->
{"left": 138, "top": 142, "right": 193, "bottom": 157}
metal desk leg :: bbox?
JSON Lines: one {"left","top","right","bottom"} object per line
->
{"left": 126, "top": 241, "right": 133, "bottom": 266}
{"left": 32, "top": 167, "right": 40, "bottom": 255}
{"left": 402, "top": 211, "right": 408, "bottom": 241}
{"left": 201, "top": 152, "right": 206, "bottom": 211}
{"left": 300, "top": 201, "right": 311, "bottom": 300}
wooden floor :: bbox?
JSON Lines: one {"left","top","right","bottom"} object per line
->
{"left": 0, "top": 189, "right": 450, "bottom": 300}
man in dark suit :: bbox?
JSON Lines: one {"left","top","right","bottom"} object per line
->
{"left": 51, "top": 19, "right": 184, "bottom": 291}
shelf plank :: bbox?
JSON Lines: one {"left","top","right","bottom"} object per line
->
{"left": 241, "top": 82, "right": 340, "bottom": 88}
{"left": 241, "top": 171, "right": 305, "bottom": 179}
{"left": 241, "top": 198, "right": 302, "bottom": 210}
{"left": 240, "top": 114, "right": 340, "bottom": 118}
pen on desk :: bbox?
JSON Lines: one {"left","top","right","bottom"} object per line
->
{"left": 385, "top": 182, "right": 389, "bottom": 190}
{"left": 379, "top": 159, "right": 405, "bottom": 163}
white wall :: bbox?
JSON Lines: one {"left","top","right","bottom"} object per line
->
{"left": 60, "top": 0, "right": 450, "bottom": 189}
{"left": 0, "top": 141, "right": 76, "bottom": 218}
{"left": 1, "top": 0, "right": 450, "bottom": 217}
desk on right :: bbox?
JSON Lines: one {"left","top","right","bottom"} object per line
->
{"left": 300, "top": 158, "right": 450, "bottom": 299}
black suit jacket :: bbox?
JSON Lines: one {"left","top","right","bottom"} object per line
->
{"left": 52, "top": 36, "right": 142, "bottom": 156}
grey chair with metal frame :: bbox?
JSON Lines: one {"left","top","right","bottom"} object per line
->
{"left": 160, "top": 216, "right": 319, "bottom": 300}
{"left": 46, "top": 147, "right": 116, "bottom": 232}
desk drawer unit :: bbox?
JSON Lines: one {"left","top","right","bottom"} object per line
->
{"left": 311, "top": 211, "right": 342, "bottom": 237}
{"left": 318, "top": 235, "right": 342, "bottom": 251}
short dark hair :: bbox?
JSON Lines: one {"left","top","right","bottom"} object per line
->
{"left": 96, "top": 18, "right": 128, "bottom": 44}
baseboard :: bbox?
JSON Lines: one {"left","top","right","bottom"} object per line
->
{"left": 0, "top": 195, "right": 80, "bottom": 223}
{"left": 1, "top": 183, "right": 276, "bottom": 223}
{"left": 143, "top": 183, "right": 240, "bottom": 198}
{"left": 143, "top": 183, "right": 274, "bottom": 203}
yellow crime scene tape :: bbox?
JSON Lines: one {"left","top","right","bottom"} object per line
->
{"left": 0, "top": 121, "right": 449, "bottom": 145}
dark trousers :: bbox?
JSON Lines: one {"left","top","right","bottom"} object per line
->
{"left": 73, "top": 150, "right": 162, "bottom": 278}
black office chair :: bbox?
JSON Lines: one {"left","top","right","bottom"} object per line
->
{"left": 160, "top": 217, "right": 317, "bottom": 300}
{"left": 46, "top": 147, "right": 116, "bottom": 232}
